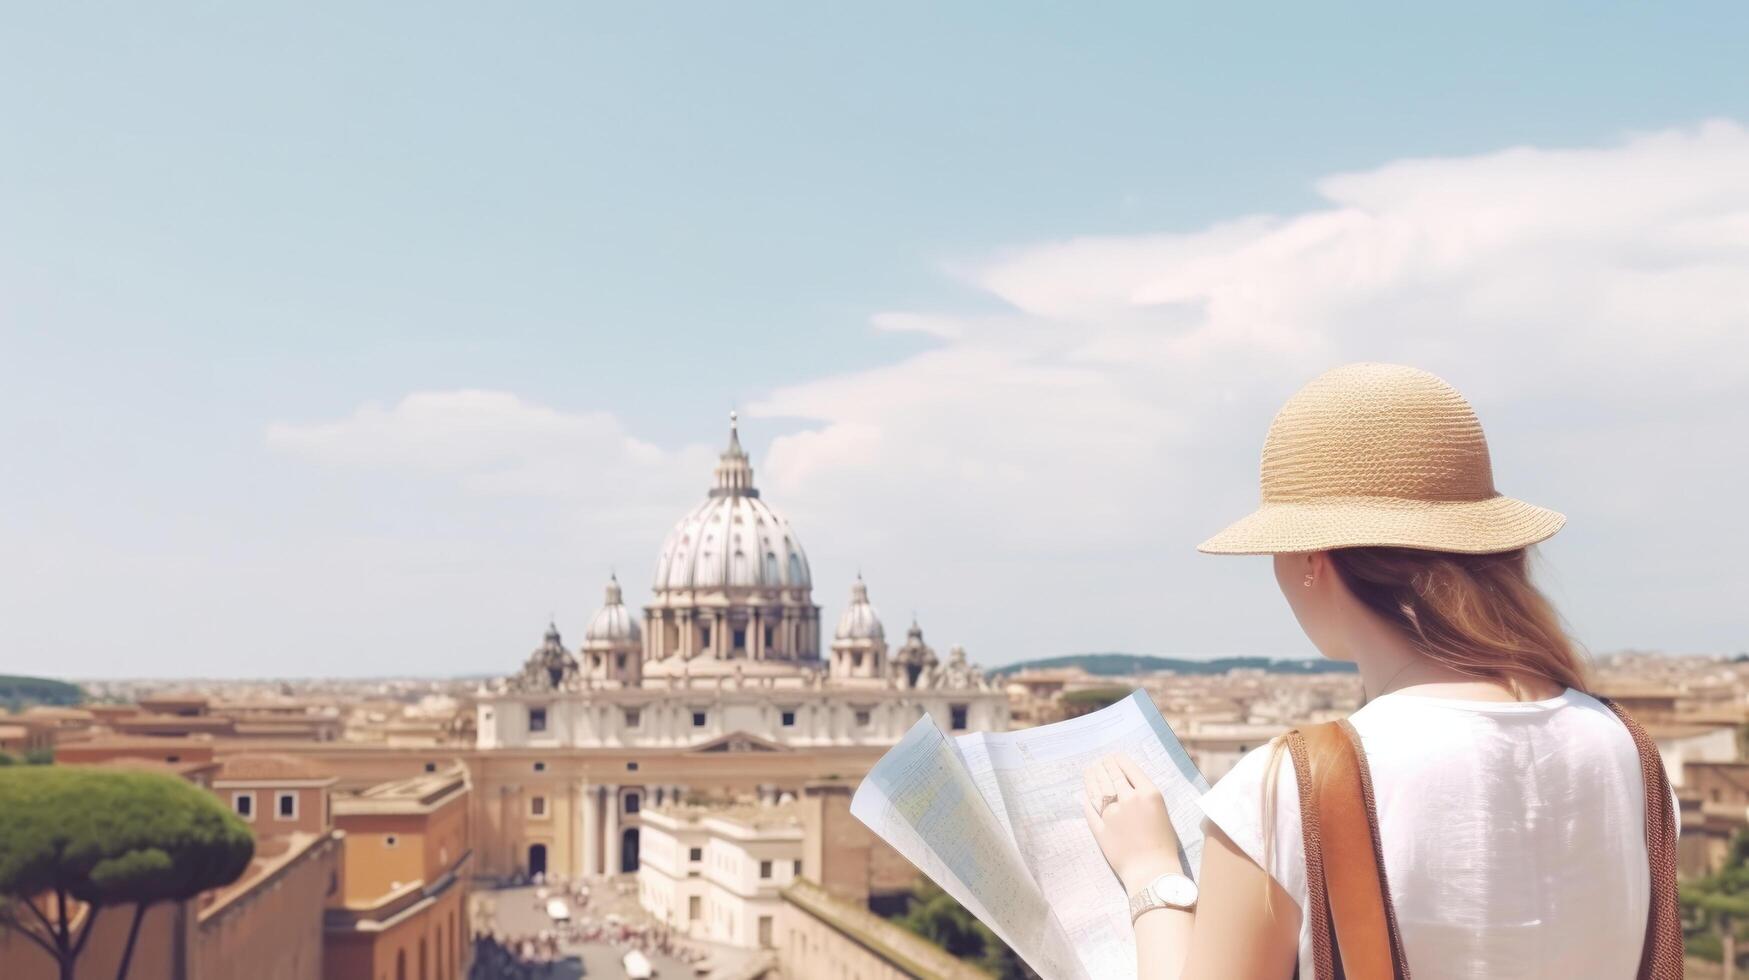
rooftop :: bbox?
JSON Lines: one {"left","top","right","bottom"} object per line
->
{"left": 214, "top": 753, "right": 336, "bottom": 783}
{"left": 90, "top": 756, "right": 223, "bottom": 780}
{"left": 649, "top": 797, "right": 803, "bottom": 833}
{"left": 332, "top": 765, "right": 468, "bottom": 815}
{"left": 199, "top": 831, "right": 337, "bottom": 924}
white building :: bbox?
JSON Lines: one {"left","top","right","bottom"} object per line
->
{"left": 475, "top": 414, "right": 1009, "bottom": 753}
{"left": 638, "top": 799, "right": 805, "bottom": 949}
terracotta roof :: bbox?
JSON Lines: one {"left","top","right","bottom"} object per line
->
{"left": 91, "top": 757, "right": 222, "bottom": 779}
{"left": 214, "top": 753, "right": 334, "bottom": 782}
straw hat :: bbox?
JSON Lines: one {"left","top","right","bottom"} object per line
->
{"left": 1198, "top": 363, "right": 1564, "bottom": 555}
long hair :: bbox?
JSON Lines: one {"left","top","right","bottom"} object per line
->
{"left": 1258, "top": 545, "right": 1588, "bottom": 901}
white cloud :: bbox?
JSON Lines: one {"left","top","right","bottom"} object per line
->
{"left": 264, "top": 122, "right": 1749, "bottom": 666}
{"left": 268, "top": 390, "right": 714, "bottom": 516}
{"left": 751, "top": 120, "right": 1749, "bottom": 659}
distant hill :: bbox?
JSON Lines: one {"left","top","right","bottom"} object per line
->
{"left": 0, "top": 675, "right": 86, "bottom": 711}
{"left": 989, "top": 653, "right": 1356, "bottom": 678}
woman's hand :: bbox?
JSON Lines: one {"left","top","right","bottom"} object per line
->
{"left": 1083, "top": 753, "right": 1184, "bottom": 893}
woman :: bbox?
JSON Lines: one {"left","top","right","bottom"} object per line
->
{"left": 1083, "top": 363, "right": 1677, "bottom": 979}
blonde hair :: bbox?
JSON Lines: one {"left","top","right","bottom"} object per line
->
{"left": 1258, "top": 545, "right": 1589, "bottom": 901}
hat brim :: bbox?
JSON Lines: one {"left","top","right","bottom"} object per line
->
{"left": 1197, "top": 495, "right": 1565, "bottom": 556}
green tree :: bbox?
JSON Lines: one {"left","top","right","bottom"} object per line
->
{"left": 0, "top": 767, "right": 254, "bottom": 980}
{"left": 1059, "top": 686, "right": 1134, "bottom": 718}
{"left": 24, "top": 747, "right": 54, "bottom": 766}
{"left": 893, "top": 879, "right": 1040, "bottom": 980}
{"left": 1684, "top": 829, "right": 1749, "bottom": 979}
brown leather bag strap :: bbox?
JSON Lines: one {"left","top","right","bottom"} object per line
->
{"left": 1286, "top": 727, "right": 1336, "bottom": 980}
{"left": 1596, "top": 698, "right": 1684, "bottom": 980}
{"left": 1288, "top": 721, "right": 1410, "bottom": 980}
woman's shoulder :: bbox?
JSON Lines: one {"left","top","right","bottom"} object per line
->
{"left": 1198, "top": 736, "right": 1308, "bottom": 902}
{"left": 1199, "top": 738, "right": 1303, "bottom": 852}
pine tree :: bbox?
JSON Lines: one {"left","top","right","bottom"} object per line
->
{"left": 0, "top": 767, "right": 254, "bottom": 980}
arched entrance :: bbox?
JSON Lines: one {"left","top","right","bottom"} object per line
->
{"left": 620, "top": 827, "right": 639, "bottom": 873}
{"left": 528, "top": 843, "right": 548, "bottom": 878}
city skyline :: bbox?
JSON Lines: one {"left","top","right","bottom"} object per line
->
{"left": 5, "top": 5, "right": 1748, "bottom": 678}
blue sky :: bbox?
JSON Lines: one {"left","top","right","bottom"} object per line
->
{"left": 4, "top": 4, "right": 1747, "bottom": 678}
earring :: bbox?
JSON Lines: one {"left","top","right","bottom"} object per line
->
{"left": 1303, "top": 573, "right": 1315, "bottom": 588}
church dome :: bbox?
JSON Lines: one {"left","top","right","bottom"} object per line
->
{"left": 585, "top": 574, "right": 641, "bottom": 646}
{"left": 834, "top": 575, "right": 884, "bottom": 642}
{"left": 653, "top": 414, "right": 812, "bottom": 593}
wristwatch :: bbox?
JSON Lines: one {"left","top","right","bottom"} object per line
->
{"left": 1129, "top": 872, "right": 1198, "bottom": 922}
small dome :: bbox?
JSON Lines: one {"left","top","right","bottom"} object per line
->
{"left": 834, "top": 575, "right": 884, "bottom": 642}
{"left": 586, "top": 575, "right": 642, "bottom": 645}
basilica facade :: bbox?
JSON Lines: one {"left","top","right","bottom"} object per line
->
{"left": 467, "top": 418, "right": 1006, "bottom": 877}
{"left": 477, "top": 416, "right": 1006, "bottom": 753}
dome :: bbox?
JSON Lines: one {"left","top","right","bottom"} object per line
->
{"left": 585, "top": 574, "right": 641, "bottom": 645}
{"left": 653, "top": 414, "right": 812, "bottom": 592}
{"left": 834, "top": 575, "right": 884, "bottom": 642}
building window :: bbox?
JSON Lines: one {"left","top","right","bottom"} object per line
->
{"left": 950, "top": 703, "right": 969, "bottom": 731}
{"left": 277, "top": 791, "right": 297, "bottom": 820}
{"left": 233, "top": 792, "right": 254, "bottom": 821}
{"left": 533, "top": 761, "right": 546, "bottom": 772}
{"left": 854, "top": 709, "right": 871, "bottom": 727}
{"left": 689, "top": 895, "right": 701, "bottom": 920}
{"left": 759, "top": 859, "right": 773, "bottom": 879}
{"left": 793, "top": 859, "right": 802, "bottom": 877}
{"left": 166, "top": 755, "right": 181, "bottom": 764}
{"left": 627, "top": 761, "right": 639, "bottom": 772}
{"left": 625, "top": 792, "right": 641, "bottom": 814}
{"left": 758, "top": 914, "right": 774, "bottom": 947}
{"left": 531, "top": 796, "right": 547, "bottom": 817}
{"left": 699, "top": 626, "right": 711, "bottom": 649}
{"left": 528, "top": 707, "right": 548, "bottom": 733}
{"left": 385, "top": 835, "right": 399, "bottom": 848}
{"left": 764, "top": 626, "right": 775, "bottom": 648}
{"left": 780, "top": 710, "right": 796, "bottom": 727}
{"left": 692, "top": 711, "right": 707, "bottom": 728}
{"left": 424, "top": 762, "right": 437, "bottom": 773}
{"left": 689, "top": 847, "right": 703, "bottom": 862}
{"left": 624, "top": 708, "right": 641, "bottom": 728}
{"left": 733, "top": 629, "right": 747, "bottom": 650}
{"left": 615, "top": 652, "right": 626, "bottom": 670}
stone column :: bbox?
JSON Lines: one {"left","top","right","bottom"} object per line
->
{"left": 581, "top": 782, "right": 600, "bottom": 877}
{"left": 604, "top": 785, "right": 622, "bottom": 876}
{"left": 498, "top": 784, "right": 513, "bottom": 877}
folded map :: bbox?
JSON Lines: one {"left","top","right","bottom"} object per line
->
{"left": 850, "top": 689, "right": 1210, "bottom": 980}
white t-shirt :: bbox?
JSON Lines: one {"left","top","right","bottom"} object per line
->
{"left": 1198, "top": 688, "right": 1659, "bottom": 979}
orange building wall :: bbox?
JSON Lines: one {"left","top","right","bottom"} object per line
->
{"left": 221, "top": 784, "right": 330, "bottom": 837}
{"left": 325, "top": 883, "right": 468, "bottom": 980}
{"left": 192, "top": 835, "right": 338, "bottom": 980}
{"left": 423, "top": 794, "right": 470, "bottom": 879}
{"left": 335, "top": 813, "right": 430, "bottom": 904}
{"left": 335, "top": 793, "right": 467, "bottom": 905}
{"left": 0, "top": 901, "right": 184, "bottom": 980}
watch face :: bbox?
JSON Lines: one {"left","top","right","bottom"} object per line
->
{"left": 1153, "top": 873, "right": 1198, "bottom": 907}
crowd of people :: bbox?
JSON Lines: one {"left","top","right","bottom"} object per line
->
{"left": 470, "top": 931, "right": 575, "bottom": 978}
